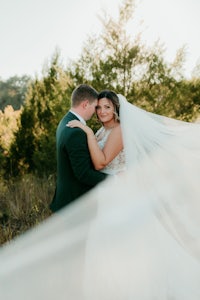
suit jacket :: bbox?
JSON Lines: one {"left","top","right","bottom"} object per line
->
{"left": 50, "top": 111, "right": 107, "bottom": 212}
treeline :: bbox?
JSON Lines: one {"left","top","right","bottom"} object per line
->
{"left": 1, "top": 0, "right": 200, "bottom": 180}
{"left": 0, "top": 2, "right": 200, "bottom": 179}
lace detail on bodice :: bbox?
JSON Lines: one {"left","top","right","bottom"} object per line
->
{"left": 95, "top": 127, "right": 126, "bottom": 175}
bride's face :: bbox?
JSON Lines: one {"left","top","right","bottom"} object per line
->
{"left": 96, "top": 98, "right": 115, "bottom": 124}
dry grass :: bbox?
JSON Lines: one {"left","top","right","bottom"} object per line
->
{"left": 0, "top": 174, "right": 55, "bottom": 245}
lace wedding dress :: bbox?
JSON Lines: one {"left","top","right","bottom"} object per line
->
{"left": 0, "top": 95, "right": 200, "bottom": 300}
{"left": 95, "top": 126, "right": 126, "bottom": 174}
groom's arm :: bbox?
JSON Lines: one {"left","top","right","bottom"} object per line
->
{"left": 67, "top": 128, "right": 107, "bottom": 186}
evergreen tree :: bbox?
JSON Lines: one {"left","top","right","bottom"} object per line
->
{"left": 68, "top": 0, "right": 144, "bottom": 97}
{"left": 0, "top": 75, "right": 31, "bottom": 111}
{"left": 68, "top": 0, "right": 197, "bottom": 121}
{"left": 6, "top": 51, "right": 72, "bottom": 177}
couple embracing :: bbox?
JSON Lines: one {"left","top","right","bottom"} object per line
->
{"left": 48, "top": 83, "right": 200, "bottom": 299}
{"left": 1, "top": 84, "right": 200, "bottom": 300}
{"left": 50, "top": 84, "right": 124, "bottom": 212}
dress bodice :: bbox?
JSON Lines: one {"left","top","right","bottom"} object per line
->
{"left": 95, "top": 126, "right": 126, "bottom": 175}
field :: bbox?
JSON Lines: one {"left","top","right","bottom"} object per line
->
{"left": 0, "top": 175, "right": 54, "bottom": 245}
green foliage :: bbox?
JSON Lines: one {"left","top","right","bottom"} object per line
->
{"left": 126, "top": 45, "right": 200, "bottom": 121}
{"left": 68, "top": 0, "right": 144, "bottom": 95}
{"left": 5, "top": 51, "right": 72, "bottom": 177}
{"left": 67, "top": 0, "right": 200, "bottom": 122}
{"left": 0, "top": 75, "right": 31, "bottom": 111}
{"left": 1, "top": 0, "right": 200, "bottom": 180}
{"left": 0, "top": 145, "right": 5, "bottom": 177}
{"left": 6, "top": 106, "right": 36, "bottom": 177}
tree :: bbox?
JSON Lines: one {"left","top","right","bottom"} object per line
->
{"left": 3, "top": 0, "right": 200, "bottom": 178}
{"left": 68, "top": 0, "right": 145, "bottom": 97}
{"left": 68, "top": 0, "right": 197, "bottom": 121}
{"left": 6, "top": 51, "right": 72, "bottom": 177}
{"left": 0, "top": 106, "right": 21, "bottom": 151}
{"left": 0, "top": 75, "right": 31, "bottom": 111}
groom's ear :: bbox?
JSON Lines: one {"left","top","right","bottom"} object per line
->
{"left": 82, "top": 99, "right": 89, "bottom": 109}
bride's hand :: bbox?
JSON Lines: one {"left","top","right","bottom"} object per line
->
{"left": 67, "top": 120, "right": 84, "bottom": 129}
{"left": 67, "top": 120, "right": 93, "bottom": 135}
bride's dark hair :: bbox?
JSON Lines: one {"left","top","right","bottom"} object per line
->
{"left": 98, "top": 90, "right": 120, "bottom": 121}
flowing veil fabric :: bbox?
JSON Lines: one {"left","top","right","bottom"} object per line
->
{"left": 118, "top": 94, "right": 200, "bottom": 259}
{"left": 0, "top": 96, "right": 200, "bottom": 299}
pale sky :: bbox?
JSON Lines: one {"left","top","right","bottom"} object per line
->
{"left": 0, "top": 0, "right": 199, "bottom": 80}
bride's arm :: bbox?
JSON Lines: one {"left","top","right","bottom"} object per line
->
{"left": 67, "top": 120, "right": 123, "bottom": 170}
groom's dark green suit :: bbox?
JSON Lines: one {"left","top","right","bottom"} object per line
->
{"left": 50, "top": 111, "right": 107, "bottom": 212}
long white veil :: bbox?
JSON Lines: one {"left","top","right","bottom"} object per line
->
{"left": 118, "top": 94, "right": 200, "bottom": 259}
{"left": 0, "top": 96, "right": 200, "bottom": 299}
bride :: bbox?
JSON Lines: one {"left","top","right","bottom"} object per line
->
{"left": 0, "top": 91, "right": 200, "bottom": 300}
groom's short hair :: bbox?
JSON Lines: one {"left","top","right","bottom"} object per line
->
{"left": 71, "top": 84, "right": 98, "bottom": 107}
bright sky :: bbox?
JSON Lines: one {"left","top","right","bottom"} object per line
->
{"left": 0, "top": 0, "right": 199, "bottom": 80}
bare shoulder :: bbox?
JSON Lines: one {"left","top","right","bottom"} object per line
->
{"left": 105, "top": 123, "right": 123, "bottom": 150}
{"left": 108, "top": 124, "right": 122, "bottom": 141}
{"left": 112, "top": 124, "right": 122, "bottom": 135}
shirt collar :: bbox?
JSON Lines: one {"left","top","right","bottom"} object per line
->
{"left": 70, "top": 110, "right": 86, "bottom": 125}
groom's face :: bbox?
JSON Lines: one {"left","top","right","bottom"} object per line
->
{"left": 85, "top": 99, "right": 98, "bottom": 120}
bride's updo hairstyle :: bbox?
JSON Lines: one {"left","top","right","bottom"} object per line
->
{"left": 98, "top": 90, "right": 120, "bottom": 121}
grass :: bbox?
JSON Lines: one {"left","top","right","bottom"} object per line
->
{"left": 0, "top": 174, "right": 55, "bottom": 245}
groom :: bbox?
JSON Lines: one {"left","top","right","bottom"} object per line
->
{"left": 50, "top": 84, "right": 107, "bottom": 212}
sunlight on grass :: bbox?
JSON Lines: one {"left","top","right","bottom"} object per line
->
{"left": 0, "top": 174, "right": 54, "bottom": 245}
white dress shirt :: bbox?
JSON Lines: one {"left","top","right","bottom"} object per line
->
{"left": 69, "top": 110, "right": 86, "bottom": 125}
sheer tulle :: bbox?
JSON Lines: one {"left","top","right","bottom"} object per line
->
{"left": 118, "top": 94, "right": 200, "bottom": 260}
{"left": 0, "top": 96, "right": 200, "bottom": 299}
